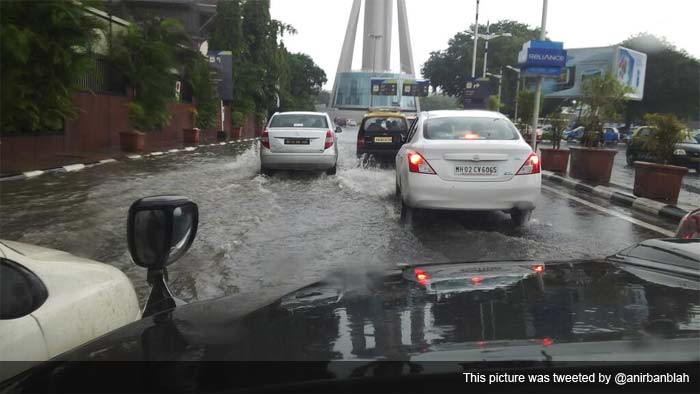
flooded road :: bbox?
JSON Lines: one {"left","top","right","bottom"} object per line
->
{"left": 0, "top": 128, "right": 676, "bottom": 305}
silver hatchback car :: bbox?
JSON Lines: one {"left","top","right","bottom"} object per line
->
{"left": 260, "top": 112, "right": 341, "bottom": 175}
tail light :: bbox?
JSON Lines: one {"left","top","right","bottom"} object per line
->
{"left": 357, "top": 133, "right": 365, "bottom": 148}
{"left": 676, "top": 208, "right": 700, "bottom": 239}
{"left": 516, "top": 152, "right": 540, "bottom": 175}
{"left": 407, "top": 151, "right": 435, "bottom": 174}
{"left": 324, "top": 130, "right": 333, "bottom": 149}
{"left": 531, "top": 264, "right": 545, "bottom": 273}
{"left": 261, "top": 129, "right": 270, "bottom": 149}
{"left": 414, "top": 268, "right": 429, "bottom": 285}
{"left": 471, "top": 277, "right": 484, "bottom": 284}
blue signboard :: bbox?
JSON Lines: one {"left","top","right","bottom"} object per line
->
{"left": 207, "top": 50, "right": 233, "bottom": 101}
{"left": 371, "top": 78, "right": 398, "bottom": 96}
{"left": 402, "top": 79, "right": 430, "bottom": 97}
{"left": 518, "top": 40, "right": 566, "bottom": 78}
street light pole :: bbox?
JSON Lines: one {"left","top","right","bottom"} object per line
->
{"left": 531, "top": 0, "right": 548, "bottom": 151}
{"left": 369, "top": 34, "right": 383, "bottom": 109}
{"left": 497, "top": 66, "right": 502, "bottom": 102}
{"left": 505, "top": 65, "right": 521, "bottom": 121}
{"left": 471, "top": 0, "right": 480, "bottom": 79}
{"left": 482, "top": 21, "right": 489, "bottom": 78}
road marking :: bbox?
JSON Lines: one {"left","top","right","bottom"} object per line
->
{"left": 542, "top": 185, "right": 675, "bottom": 237}
{"left": 184, "top": 147, "right": 196, "bottom": 151}
{"left": 63, "top": 164, "right": 85, "bottom": 172}
{"left": 150, "top": 151, "right": 164, "bottom": 156}
{"left": 99, "top": 158, "right": 117, "bottom": 164}
{"left": 23, "top": 170, "right": 44, "bottom": 178}
{"left": 127, "top": 154, "right": 142, "bottom": 159}
{"left": 167, "top": 149, "right": 180, "bottom": 153}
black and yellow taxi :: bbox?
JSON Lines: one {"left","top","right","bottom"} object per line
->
{"left": 356, "top": 110, "right": 410, "bottom": 159}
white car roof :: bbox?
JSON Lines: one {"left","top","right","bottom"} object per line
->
{"left": 424, "top": 110, "right": 507, "bottom": 119}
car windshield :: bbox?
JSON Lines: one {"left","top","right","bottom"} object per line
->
{"left": 362, "top": 116, "right": 407, "bottom": 132}
{"left": 424, "top": 117, "right": 519, "bottom": 140}
{"left": 270, "top": 114, "right": 328, "bottom": 128}
{"left": 1, "top": 0, "right": 699, "bottom": 387}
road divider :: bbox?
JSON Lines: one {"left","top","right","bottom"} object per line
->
{"left": 1, "top": 137, "right": 260, "bottom": 182}
{"left": 542, "top": 170, "right": 692, "bottom": 223}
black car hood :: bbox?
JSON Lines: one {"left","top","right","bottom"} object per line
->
{"left": 30, "top": 259, "right": 700, "bottom": 363}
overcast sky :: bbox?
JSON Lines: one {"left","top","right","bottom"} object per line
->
{"left": 270, "top": 0, "right": 700, "bottom": 88}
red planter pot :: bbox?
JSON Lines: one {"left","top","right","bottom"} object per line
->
{"left": 540, "top": 148, "right": 570, "bottom": 173}
{"left": 633, "top": 161, "right": 688, "bottom": 204}
{"left": 119, "top": 130, "right": 145, "bottom": 152}
{"left": 183, "top": 128, "right": 200, "bottom": 145}
{"left": 569, "top": 147, "right": 617, "bottom": 185}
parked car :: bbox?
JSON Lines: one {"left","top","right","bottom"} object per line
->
{"left": 395, "top": 110, "right": 541, "bottom": 227}
{"left": 356, "top": 111, "right": 409, "bottom": 159}
{"left": 0, "top": 240, "right": 140, "bottom": 377}
{"left": 260, "top": 112, "right": 341, "bottom": 176}
{"left": 626, "top": 127, "right": 700, "bottom": 171}
{"left": 564, "top": 126, "right": 585, "bottom": 141}
{"left": 346, "top": 119, "right": 357, "bottom": 126}
{"left": 333, "top": 117, "right": 347, "bottom": 126}
{"left": 602, "top": 127, "right": 620, "bottom": 145}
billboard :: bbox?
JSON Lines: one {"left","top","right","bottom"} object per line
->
{"left": 207, "top": 50, "right": 233, "bottom": 102}
{"left": 518, "top": 40, "right": 567, "bottom": 77}
{"left": 543, "top": 46, "right": 646, "bottom": 101}
{"left": 463, "top": 78, "right": 491, "bottom": 109}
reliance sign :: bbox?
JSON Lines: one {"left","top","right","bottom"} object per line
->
{"left": 518, "top": 40, "right": 567, "bottom": 77}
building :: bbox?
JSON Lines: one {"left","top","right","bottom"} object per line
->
{"left": 331, "top": 0, "right": 419, "bottom": 111}
{"left": 103, "top": 0, "right": 218, "bottom": 45}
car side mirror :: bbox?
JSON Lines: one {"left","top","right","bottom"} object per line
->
{"left": 128, "top": 195, "right": 198, "bottom": 317}
{"left": 335, "top": 126, "right": 343, "bottom": 133}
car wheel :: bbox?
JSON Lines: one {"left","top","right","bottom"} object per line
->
{"left": 261, "top": 165, "right": 274, "bottom": 176}
{"left": 400, "top": 199, "right": 415, "bottom": 224}
{"left": 510, "top": 208, "right": 532, "bottom": 228}
{"left": 326, "top": 164, "right": 337, "bottom": 176}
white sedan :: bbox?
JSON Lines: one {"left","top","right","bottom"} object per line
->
{"left": 260, "top": 111, "right": 341, "bottom": 175}
{"left": 0, "top": 240, "right": 140, "bottom": 378}
{"left": 395, "top": 110, "right": 541, "bottom": 226}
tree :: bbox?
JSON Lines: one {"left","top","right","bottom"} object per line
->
{"left": 189, "top": 56, "right": 219, "bottom": 129}
{"left": 314, "top": 90, "right": 331, "bottom": 106}
{"left": 579, "top": 73, "right": 632, "bottom": 147}
{"left": 642, "top": 113, "right": 686, "bottom": 164}
{"left": 621, "top": 33, "right": 699, "bottom": 123}
{"left": 110, "top": 18, "right": 195, "bottom": 131}
{"left": 1, "top": 0, "right": 104, "bottom": 133}
{"left": 280, "top": 52, "right": 326, "bottom": 111}
{"left": 422, "top": 20, "right": 540, "bottom": 115}
{"left": 209, "top": 0, "right": 243, "bottom": 108}
{"left": 487, "top": 95, "right": 503, "bottom": 112}
{"left": 419, "top": 94, "right": 461, "bottom": 111}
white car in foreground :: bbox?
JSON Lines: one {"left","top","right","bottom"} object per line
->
{"left": 0, "top": 240, "right": 140, "bottom": 378}
{"left": 260, "top": 111, "right": 341, "bottom": 175}
{"left": 395, "top": 110, "right": 541, "bottom": 226}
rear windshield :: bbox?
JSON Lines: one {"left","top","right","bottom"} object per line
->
{"left": 270, "top": 114, "right": 328, "bottom": 128}
{"left": 423, "top": 117, "right": 519, "bottom": 140}
{"left": 362, "top": 117, "right": 408, "bottom": 132}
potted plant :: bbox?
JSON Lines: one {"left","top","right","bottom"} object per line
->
{"left": 540, "top": 110, "right": 570, "bottom": 173}
{"left": 231, "top": 111, "right": 244, "bottom": 139}
{"left": 568, "top": 74, "right": 631, "bottom": 184}
{"left": 633, "top": 113, "right": 688, "bottom": 204}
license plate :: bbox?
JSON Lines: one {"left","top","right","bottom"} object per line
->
{"left": 455, "top": 165, "right": 498, "bottom": 176}
{"left": 284, "top": 138, "right": 309, "bottom": 145}
{"left": 374, "top": 136, "right": 393, "bottom": 143}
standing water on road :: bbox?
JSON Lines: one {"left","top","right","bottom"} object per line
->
{"left": 0, "top": 128, "right": 669, "bottom": 305}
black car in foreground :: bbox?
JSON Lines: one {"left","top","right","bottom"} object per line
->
{"left": 356, "top": 112, "right": 409, "bottom": 159}
{"left": 626, "top": 127, "right": 700, "bottom": 171}
{"left": 3, "top": 197, "right": 699, "bottom": 393}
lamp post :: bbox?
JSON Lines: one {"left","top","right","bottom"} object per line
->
{"left": 479, "top": 23, "right": 512, "bottom": 79}
{"left": 505, "top": 65, "right": 520, "bottom": 121}
{"left": 531, "top": 0, "right": 548, "bottom": 150}
{"left": 470, "top": 0, "right": 480, "bottom": 78}
{"left": 485, "top": 68, "right": 503, "bottom": 104}
{"left": 368, "top": 34, "right": 383, "bottom": 109}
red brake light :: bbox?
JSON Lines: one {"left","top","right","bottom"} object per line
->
{"left": 516, "top": 152, "right": 540, "bottom": 175}
{"left": 324, "top": 130, "right": 333, "bottom": 149}
{"left": 407, "top": 151, "right": 435, "bottom": 174}
{"left": 471, "top": 277, "right": 483, "bottom": 284}
{"left": 542, "top": 337, "right": 553, "bottom": 347}
{"left": 532, "top": 264, "right": 544, "bottom": 273}
{"left": 414, "top": 268, "right": 429, "bottom": 284}
{"left": 261, "top": 129, "right": 270, "bottom": 149}
{"left": 357, "top": 131, "right": 365, "bottom": 148}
